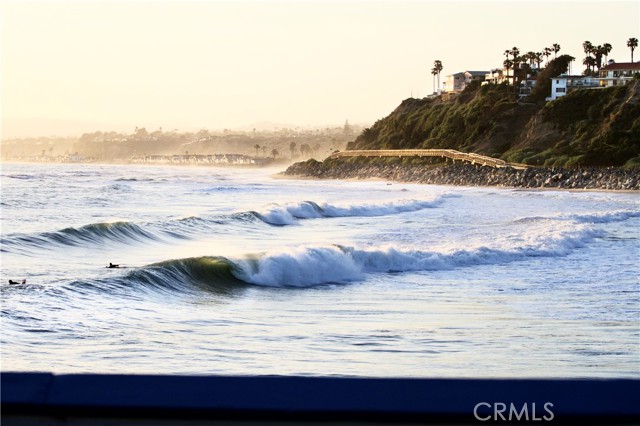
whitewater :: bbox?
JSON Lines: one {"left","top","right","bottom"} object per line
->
{"left": 1, "top": 162, "right": 638, "bottom": 378}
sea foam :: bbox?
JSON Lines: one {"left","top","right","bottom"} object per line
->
{"left": 231, "top": 219, "right": 602, "bottom": 287}
{"left": 253, "top": 196, "right": 448, "bottom": 226}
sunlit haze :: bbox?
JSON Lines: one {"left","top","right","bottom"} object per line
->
{"left": 2, "top": 0, "right": 638, "bottom": 138}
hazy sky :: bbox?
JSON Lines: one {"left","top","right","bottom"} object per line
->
{"left": 2, "top": 0, "right": 639, "bottom": 137}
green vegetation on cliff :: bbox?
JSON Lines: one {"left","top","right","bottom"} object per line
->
{"left": 514, "top": 83, "right": 639, "bottom": 167}
{"left": 350, "top": 83, "right": 536, "bottom": 158}
{"left": 349, "top": 62, "right": 640, "bottom": 168}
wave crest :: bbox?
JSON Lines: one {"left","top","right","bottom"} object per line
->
{"left": 75, "top": 215, "right": 608, "bottom": 293}
{"left": 252, "top": 196, "right": 447, "bottom": 225}
{"left": 232, "top": 221, "right": 599, "bottom": 287}
{"left": 4, "top": 221, "right": 160, "bottom": 250}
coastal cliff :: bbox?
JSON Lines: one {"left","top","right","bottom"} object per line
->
{"left": 347, "top": 79, "right": 640, "bottom": 169}
{"left": 284, "top": 78, "right": 640, "bottom": 190}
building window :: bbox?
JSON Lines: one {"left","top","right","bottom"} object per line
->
{"left": 556, "top": 88, "right": 566, "bottom": 93}
{"left": 556, "top": 80, "right": 560, "bottom": 84}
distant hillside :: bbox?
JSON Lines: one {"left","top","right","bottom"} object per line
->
{"left": 1, "top": 125, "right": 361, "bottom": 163}
{"left": 348, "top": 79, "right": 640, "bottom": 168}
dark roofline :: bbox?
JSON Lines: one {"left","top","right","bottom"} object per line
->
{"left": 601, "top": 62, "right": 640, "bottom": 70}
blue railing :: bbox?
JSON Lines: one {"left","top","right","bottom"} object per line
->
{"left": 2, "top": 372, "right": 639, "bottom": 425}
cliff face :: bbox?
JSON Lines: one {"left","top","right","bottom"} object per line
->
{"left": 508, "top": 80, "right": 640, "bottom": 167}
{"left": 348, "top": 80, "right": 640, "bottom": 168}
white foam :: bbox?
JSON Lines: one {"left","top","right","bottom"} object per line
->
{"left": 254, "top": 196, "right": 447, "bottom": 225}
{"left": 320, "top": 197, "right": 444, "bottom": 217}
{"left": 513, "top": 210, "right": 640, "bottom": 225}
{"left": 566, "top": 210, "right": 640, "bottom": 224}
{"left": 231, "top": 219, "right": 601, "bottom": 287}
{"left": 233, "top": 245, "right": 363, "bottom": 286}
{"left": 255, "top": 202, "right": 323, "bottom": 225}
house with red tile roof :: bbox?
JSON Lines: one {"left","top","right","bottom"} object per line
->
{"left": 598, "top": 61, "right": 640, "bottom": 87}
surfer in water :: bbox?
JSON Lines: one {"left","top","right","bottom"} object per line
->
{"left": 108, "top": 263, "right": 120, "bottom": 268}
{"left": 8, "top": 279, "right": 26, "bottom": 285}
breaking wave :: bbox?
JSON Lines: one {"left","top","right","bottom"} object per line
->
{"left": 2, "top": 221, "right": 162, "bottom": 250}
{"left": 2, "top": 196, "right": 451, "bottom": 251}
{"left": 87, "top": 217, "right": 606, "bottom": 292}
{"left": 231, "top": 222, "right": 599, "bottom": 287}
{"left": 251, "top": 196, "right": 449, "bottom": 225}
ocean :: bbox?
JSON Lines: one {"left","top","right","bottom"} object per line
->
{"left": 1, "top": 162, "right": 638, "bottom": 378}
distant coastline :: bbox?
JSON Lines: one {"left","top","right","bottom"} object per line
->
{"left": 0, "top": 125, "right": 356, "bottom": 165}
{"left": 0, "top": 157, "right": 295, "bottom": 169}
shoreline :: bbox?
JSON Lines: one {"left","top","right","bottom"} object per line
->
{"left": 277, "top": 172, "right": 639, "bottom": 193}
{"left": 282, "top": 160, "right": 640, "bottom": 192}
{"left": 4, "top": 159, "right": 638, "bottom": 193}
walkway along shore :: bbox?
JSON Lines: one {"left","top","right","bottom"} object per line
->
{"left": 283, "top": 158, "right": 639, "bottom": 191}
{"left": 330, "top": 149, "right": 529, "bottom": 169}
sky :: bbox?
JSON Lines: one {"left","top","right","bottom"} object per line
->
{"left": 1, "top": 0, "right": 639, "bottom": 138}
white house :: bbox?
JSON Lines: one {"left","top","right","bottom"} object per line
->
{"left": 547, "top": 75, "right": 600, "bottom": 100}
{"left": 519, "top": 75, "right": 538, "bottom": 98}
{"left": 599, "top": 61, "right": 640, "bottom": 87}
{"left": 443, "top": 72, "right": 465, "bottom": 92}
{"left": 484, "top": 68, "right": 510, "bottom": 85}
{"left": 443, "top": 70, "right": 487, "bottom": 92}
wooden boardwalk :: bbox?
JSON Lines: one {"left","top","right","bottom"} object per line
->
{"left": 330, "top": 149, "right": 529, "bottom": 169}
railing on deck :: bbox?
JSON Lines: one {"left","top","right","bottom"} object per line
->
{"left": 329, "top": 149, "right": 529, "bottom": 169}
{"left": 2, "top": 373, "right": 638, "bottom": 425}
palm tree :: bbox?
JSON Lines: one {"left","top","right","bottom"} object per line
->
{"left": 430, "top": 66, "right": 438, "bottom": 94}
{"left": 271, "top": 149, "right": 279, "bottom": 159}
{"left": 254, "top": 144, "right": 260, "bottom": 157}
{"left": 503, "top": 47, "right": 520, "bottom": 90}
{"left": 503, "top": 49, "right": 512, "bottom": 81}
{"left": 543, "top": 47, "right": 552, "bottom": 65}
{"left": 602, "top": 43, "right": 612, "bottom": 64}
{"left": 593, "top": 45, "right": 604, "bottom": 70}
{"left": 582, "top": 56, "right": 596, "bottom": 75}
{"left": 510, "top": 47, "right": 520, "bottom": 91}
{"left": 552, "top": 43, "right": 561, "bottom": 58}
{"left": 582, "top": 41, "right": 594, "bottom": 74}
{"left": 534, "top": 52, "right": 544, "bottom": 69}
{"left": 628, "top": 37, "right": 638, "bottom": 62}
{"left": 510, "top": 47, "right": 520, "bottom": 62}
{"left": 503, "top": 59, "right": 513, "bottom": 86}
{"left": 300, "top": 144, "right": 310, "bottom": 157}
{"left": 289, "top": 141, "right": 297, "bottom": 159}
{"left": 433, "top": 60, "right": 443, "bottom": 93}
